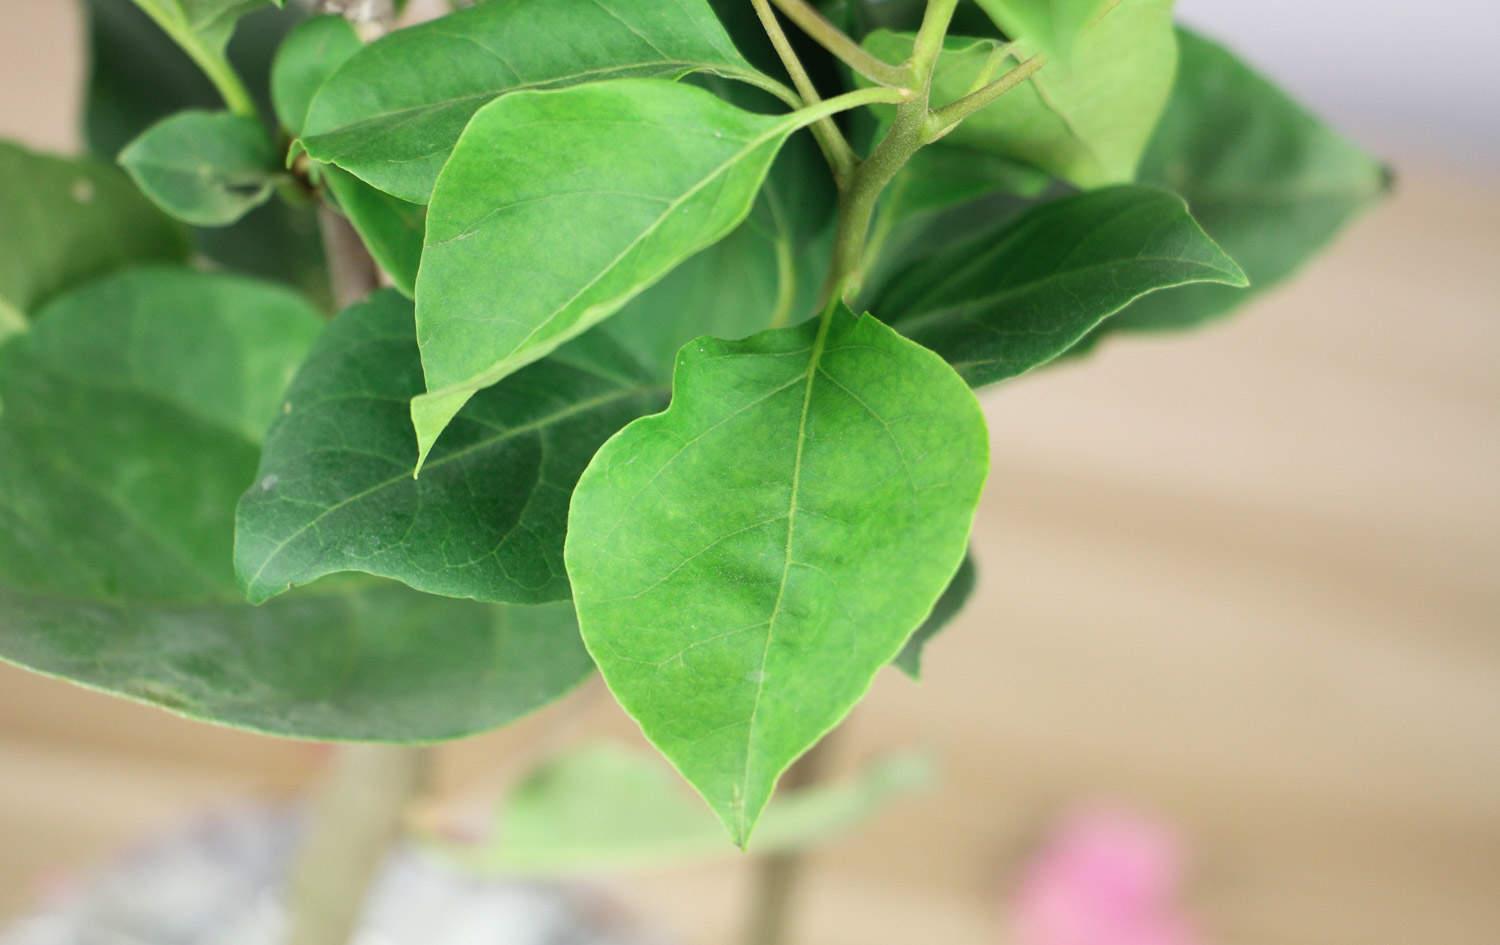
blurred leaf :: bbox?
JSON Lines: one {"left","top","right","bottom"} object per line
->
{"left": 1099, "top": 28, "right": 1390, "bottom": 334}
{"left": 0, "top": 268, "right": 592, "bottom": 740}
{"left": 444, "top": 743, "right": 932, "bottom": 873}
{"left": 119, "top": 110, "right": 278, "bottom": 226}
{"left": 0, "top": 141, "right": 187, "bottom": 324}
{"left": 896, "top": 552, "right": 977, "bottom": 678}
{"left": 269, "top": 14, "right": 362, "bottom": 135}
{"left": 973, "top": 0, "right": 1116, "bottom": 60}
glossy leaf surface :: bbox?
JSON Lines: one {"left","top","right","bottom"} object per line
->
{"left": 301, "top": 0, "right": 767, "bottom": 204}
{"left": 0, "top": 268, "right": 592, "bottom": 740}
{"left": 444, "top": 743, "right": 931, "bottom": 874}
{"left": 1103, "top": 28, "right": 1389, "bottom": 333}
{"left": 867, "top": 0, "right": 1176, "bottom": 186}
{"left": 235, "top": 290, "right": 663, "bottom": 606}
{"left": 567, "top": 305, "right": 987, "bottom": 844}
{"left": 412, "top": 79, "right": 818, "bottom": 466}
{"left": 878, "top": 186, "right": 1246, "bottom": 387}
{"left": 119, "top": 110, "right": 277, "bottom": 226}
{"left": 0, "top": 142, "right": 187, "bottom": 325}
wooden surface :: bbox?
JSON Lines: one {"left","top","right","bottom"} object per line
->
{"left": 1, "top": 5, "right": 1497, "bottom": 944}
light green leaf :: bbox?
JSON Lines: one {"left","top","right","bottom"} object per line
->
{"left": 411, "top": 79, "right": 831, "bottom": 468}
{"left": 1101, "top": 28, "right": 1389, "bottom": 334}
{"left": 0, "top": 141, "right": 188, "bottom": 323}
{"left": 877, "top": 185, "right": 1246, "bottom": 387}
{"left": 566, "top": 304, "right": 988, "bottom": 845}
{"left": 895, "top": 552, "right": 977, "bottom": 679}
{"left": 235, "top": 290, "right": 663, "bottom": 606}
{"left": 119, "top": 110, "right": 278, "bottom": 226}
{"left": 130, "top": 1, "right": 282, "bottom": 118}
{"left": 301, "top": 0, "right": 773, "bottom": 205}
{"left": 972, "top": 0, "right": 1117, "bottom": 60}
{"left": 866, "top": 0, "right": 1176, "bottom": 187}
{"left": 0, "top": 268, "right": 593, "bottom": 740}
{"left": 443, "top": 743, "right": 931, "bottom": 873}
{"left": 321, "top": 166, "right": 425, "bottom": 298}
{"left": 270, "top": 14, "right": 362, "bottom": 136}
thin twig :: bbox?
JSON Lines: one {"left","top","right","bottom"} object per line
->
{"left": 750, "top": 0, "right": 857, "bottom": 184}
{"left": 925, "top": 55, "right": 1047, "bottom": 142}
{"left": 769, "top": 0, "right": 911, "bottom": 87}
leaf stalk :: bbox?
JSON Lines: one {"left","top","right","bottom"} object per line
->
{"left": 925, "top": 55, "right": 1047, "bottom": 142}
{"left": 750, "top": 0, "right": 858, "bottom": 183}
{"left": 768, "top": 0, "right": 911, "bottom": 87}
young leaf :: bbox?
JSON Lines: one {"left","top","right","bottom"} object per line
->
{"left": 235, "top": 290, "right": 663, "bottom": 606}
{"left": 83, "top": 0, "right": 330, "bottom": 298}
{"left": 0, "top": 268, "right": 592, "bottom": 741}
{"left": 972, "top": 0, "right": 1116, "bottom": 60}
{"left": 0, "top": 141, "right": 187, "bottom": 323}
{"left": 876, "top": 185, "right": 1246, "bottom": 387}
{"left": 442, "top": 743, "right": 931, "bottom": 874}
{"left": 300, "top": 0, "right": 775, "bottom": 204}
{"left": 119, "top": 110, "right": 278, "bottom": 226}
{"left": 129, "top": 1, "right": 283, "bottom": 116}
{"left": 411, "top": 78, "right": 841, "bottom": 467}
{"left": 566, "top": 304, "right": 988, "bottom": 845}
{"left": 895, "top": 553, "right": 977, "bottom": 679}
{"left": 866, "top": 0, "right": 1176, "bottom": 187}
{"left": 1100, "top": 28, "right": 1390, "bottom": 334}
{"left": 269, "top": 14, "right": 362, "bottom": 135}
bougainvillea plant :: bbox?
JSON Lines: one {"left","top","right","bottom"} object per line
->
{"left": 0, "top": 0, "right": 1384, "bottom": 941}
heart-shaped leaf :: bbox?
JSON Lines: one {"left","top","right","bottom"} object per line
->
{"left": 566, "top": 304, "right": 988, "bottom": 845}
{"left": 0, "top": 141, "right": 187, "bottom": 331}
{"left": 1100, "top": 28, "right": 1389, "bottom": 334}
{"left": 119, "top": 110, "right": 278, "bottom": 226}
{"left": 411, "top": 78, "right": 836, "bottom": 467}
{"left": 235, "top": 290, "right": 664, "bottom": 606}
{"left": 877, "top": 185, "right": 1246, "bottom": 387}
{"left": 0, "top": 268, "right": 592, "bottom": 741}
{"left": 301, "top": 0, "right": 773, "bottom": 204}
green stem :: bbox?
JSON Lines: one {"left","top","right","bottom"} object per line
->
{"left": 909, "top": 0, "right": 961, "bottom": 80}
{"left": 132, "top": 2, "right": 257, "bottom": 118}
{"left": 751, "top": 0, "right": 857, "bottom": 183}
{"left": 925, "top": 55, "right": 1047, "bottom": 142}
{"left": 770, "top": 0, "right": 912, "bottom": 87}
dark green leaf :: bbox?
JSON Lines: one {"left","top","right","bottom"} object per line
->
{"left": 119, "top": 110, "right": 278, "bottom": 226}
{"left": 0, "top": 141, "right": 188, "bottom": 325}
{"left": 895, "top": 553, "right": 977, "bottom": 678}
{"left": 301, "top": 0, "right": 774, "bottom": 204}
{"left": 0, "top": 268, "right": 592, "bottom": 740}
{"left": 442, "top": 743, "right": 931, "bottom": 873}
{"left": 412, "top": 79, "right": 826, "bottom": 467}
{"left": 1100, "top": 28, "right": 1389, "bottom": 334}
{"left": 235, "top": 290, "right": 664, "bottom": 606}
{"left": 566, "top": 304, "right": 988, "bottom": 844}
{"left": 866, "top": 0, "right": 1176, "bottom": 186}
{"left": 877, "top": 185, "right": 1246, "bottom": 387}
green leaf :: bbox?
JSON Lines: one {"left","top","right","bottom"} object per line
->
{"left": 1100, "top": 28, "right": 1389, "bottom": 334}
{"left": 0, "top": 141, "right": 188, "bottom": 323}
{"left": 270, "top": 14, "right": 362, "bottom": 136}
{"left": 866, "top": 0, "right": 1176, "bottom": 187}
{"left": 83, "top": 0, "right": 330, "bottom": 299}
{"left": 566, "top": 304, "right": 988, "bottom": 845}
{"left": 301, "top": 0, "right": 772, "bottom": 204}
{"left": 0, "top": 268, "right": 593, "bottom": 741}
{"left": 876, "top": 185, "right": 1246, "bottom": 387}
{"left": 411, "top": 78, "right": 828, "bottom": 468}
{"left": 132, "top": 0, "right": 281, "bottom": 56}
{"left": 895, "top": 552, "right": 977, "bottom": 678}
{"left": 235, "top": 290, "right": 664, "bottom": 606}
{"left": 443, "top": 743, "right": 931, "bottom": 873}
{"left": 972, "top": 0, "right": 1117, "bottom": 60}
{"left": 118, "top": 110, "right": 278, "bottom": 226}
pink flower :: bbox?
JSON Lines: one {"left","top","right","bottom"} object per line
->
{"left": 1011, "top": 807, "right": 1201, "bottom": 945}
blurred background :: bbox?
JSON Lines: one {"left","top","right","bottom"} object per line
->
{"left": 1, "top": 1, "right": 1496, "bottom": 943}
